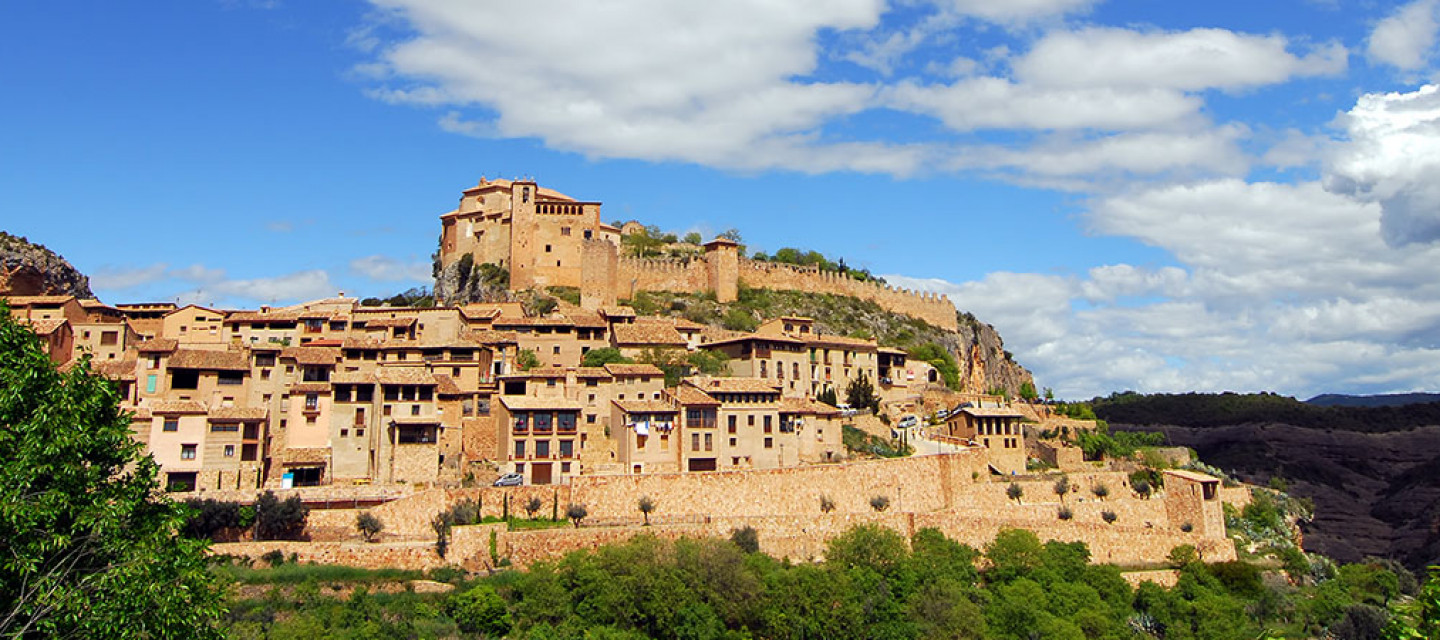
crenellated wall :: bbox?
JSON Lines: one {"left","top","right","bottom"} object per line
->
{"left": 738, "top": 259, "right": 958, "bottom": 330}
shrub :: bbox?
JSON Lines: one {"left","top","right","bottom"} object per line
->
{"left": 181, "top": 498, "right": 246, "bottom": 541}
{"left": 870, "top": 495, "right": 891, "bottom": 512}
{"left": 356, "top": 512, "right": 383, "bottom": 543}
{"left": 524, "top": 496, "right": 543, "bottom": 519}
{"left": 722, "top": 307, "right": 758, "bottom": 332}
{"left": 253, "top": 491, "right": 308, "bottom": 541}
{"left": 1092, "top": 483, "right": 1110, "bottom": 500}
{"left": 730, "top": 526, "right": 760, "bottom": 554}
{"left": 1007, "top": 482, "right": 1024, "bottom": 504}
{"left": 565, "top": 503, "right": 588, "bottom": 528}
{"left": 1101, "top": 510, "right": 1118, "bottom": 524}
{"left": 260, "top": 549, "right": 286, "bottom": 567}
{"left": 1168, "top": 544, "right": 1199, "bottom": 568}
{"left": 447, "top": 584, "right": 513, "bottom": 637}
{"left": 819, "top": 494, "right": 836, "bottom": 513}
{"left": 1180, "top": 521, "right": 1194, "bottom": 533}
{"left": 1133, "top": 479, "right": 1152, "bottom": 500}
{"left": 1053, "top": 476, "right": 1071, "bottom": 501}
{"left": 515, "top": 348, "right": 541, "bottom": 371}
{"left": 1057, "top": 507, "right": 1073, "bottom": 520}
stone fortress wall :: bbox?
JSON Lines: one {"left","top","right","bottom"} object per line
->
{"left": 586, "top": 243, "right": 959, "bottom": 331}
{"left": 216, "top": 453, "right": 1237, "bottom": 572}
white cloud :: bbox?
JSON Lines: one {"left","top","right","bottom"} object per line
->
{"left": 90, "top": 263, "right": 169, "bottom": 291}
{"left": 205, "top": 270, "right": 336, "bottom": 304}
{"left": 938, "top": 0, "right": 1097, "bottom": 24}
{"left": 350, "top": 254, "right": 432, "bottom": 282}
{"left": 1013, "top": 27, "right": 1346, "bottom": 92}
{"left": 882, "top": 78, "right": 1204, "bottom": 132}
{"left": 1325, "top": 84, "right": 1440, "bottom": 246}
{"left": 364, "top": 0, "right": 887, "bottom": 171}
{"left": 950, "top": 127, "right": 1249, "bottom": 180}
{"left": 1367, "top": 0, "right": 1439, "bottom": 70}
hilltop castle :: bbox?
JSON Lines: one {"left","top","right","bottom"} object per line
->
{"left": 436, "top": 178, "right": 960, "bottom": 330}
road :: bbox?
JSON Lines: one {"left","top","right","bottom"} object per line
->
{"left": 904, "top": 426, "right": 970, "bottom": 456}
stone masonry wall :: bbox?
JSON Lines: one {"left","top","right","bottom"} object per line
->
{"left": 739, "top": 260, "right": 958, "bottom": 331}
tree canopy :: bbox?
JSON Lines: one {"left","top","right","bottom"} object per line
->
{"left": 0, "top": 304, "right": 226, "bottom": 638}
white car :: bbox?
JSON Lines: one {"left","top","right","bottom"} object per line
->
{"left": 897, "top": 416, "right": 918, "bottom": 429}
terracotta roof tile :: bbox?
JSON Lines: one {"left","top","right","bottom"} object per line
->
{"left": 208, "top": 407, "right": 267, "bottom": 421}
{"left": 603, "top": 363, "right": 665, "bottom": 377}
{"left": 522, "top": 367, "right": 569, "bottom": 378}
{"left": 149, "top": 401, "right": 208, "bottom": 414}
{"left": 499, "top": 396, "right": 583, "bottom": 411}
{"left": 3, "top": 295, "right": 75, "bottom": 305}
{"left": 806, "top": 335, "right": 878, "bottom": 350}
{"left": 433, "top": 374, "right": 464, "bottom": 395}
{"left": 779, "top": 397, "right": 841, "bottom": 415}
{"left": 136, "top": 338, "right": 179, "bottom": 353}
{"left": 601, "top": 306, "right": 636, "bottom": 318}
{"left": 957, "top": 406, "right": 1024, "bottom": 418}
{"left": 376, "top": 368, "right": 437, "bottom": 385}
{"left": 612, "top": 323, "right": 686, "bottom": 346}
{"left": 574, "top": 367, "right": 613, "bottom": 379}
{"left": 671, "top": 385, "right": 719, "bottom": 406}
{"left": 280, "top": 347, "right": 339, "bottom": 365}
{"left": 331, "top": 372, "right": 377, "bottom": 385}
{"left": 613, "top": 399, "right": 678, "bottom": 413}
{"left": 168, "top": 349, "right": 249, "bottom": 371}
{"left": 689, "top": 377, "right": 781, "bottom": 394}
{"left": 22, "top": 318, "right": 67, "bottom": 335}
{"left": 361, "top": 317, "right": 416, "bottom": 328}
{"left": 92, "top": 359, "right": 137, "bottom": 380}
{"left": 289, "top": 382, "right": 331, "bottom": 394}
{"left": 701, "top": 333, "right": 804, "bottom": 347}
{"left": 223, "top": 311, "right": 301, "bottom": 324}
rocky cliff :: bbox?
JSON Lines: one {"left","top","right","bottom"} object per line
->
{"left": 0, "top": 232, "right": 92, "bottom": 298}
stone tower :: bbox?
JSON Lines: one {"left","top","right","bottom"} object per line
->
{"left": 703, "top": 238, "right": 740, "bottom": 303}
{"left": 580, "top": 239, "right": 618, "bottom": 310}
{"left": 507, "top": 181, "right": 539, "bottom": 290}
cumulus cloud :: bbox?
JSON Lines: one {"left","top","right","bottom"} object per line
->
{"left": 939, "top": 0, "right": 1098, "bottom": 24}
{"left": 886, "top": 171, "right": 1440, "bottom": 398}
{"left": 882, "top": 79, "right": 1204, "bottom": 132}
{"left": 1325, "top": 84, "right": 1440, "bottom": 246}
{"left": 1367, "top": 0, "right": 1439, "bottom": 70}
{"left": 350, "top": 254, "right": 432, "bottom": 282}
{"left": 1013, "top": 27, "right": 1346, "bottom": 92}
{"left": 90, "top": 264, "right": 169, "bottom": 291}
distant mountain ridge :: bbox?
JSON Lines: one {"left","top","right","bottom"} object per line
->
{"left": 1097, "top": 392, "right": 1440, "bottom": 571}
{"left": 1306, "top": 392, "right": 1440, "bottom": 408}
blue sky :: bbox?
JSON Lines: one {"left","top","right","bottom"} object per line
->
{"left": 6, "top": 0, "right": 1440, "bottom": 399}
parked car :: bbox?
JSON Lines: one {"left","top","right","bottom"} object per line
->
{"left": 898, "top": 416, "right": 919, "bottom": 429}
{"left": 493, "top": 473, "right": 524, "bottom": 487}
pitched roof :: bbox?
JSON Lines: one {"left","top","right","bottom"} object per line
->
{"left": 288, "top": 382, "right": 331, "bottom": 394}
{"left": 612, "top": 323, "right": 686, "bottom": 346}
{"left": 223, "top": 310, "right": 301, "bottom": 324}
{"left": 280, "top": 347, "right": 339, "bottom": 366}
{"left": 670, "top": 385, "right": 719, "bottom": 406}
{"left": 604, "top": 363, "right": 665, "bottom": 377}
{"left": 433, "top": 374, "right": 463, "bottom": 395}
{"left": 779, "top": 397, "right": 841, "bottom": 415}
{"left": 331, "top": 372, "right": 376, "bottom": 385}
{"left": 376, "top": 368, "right": 437, "bottom": 385}
{"left": 91, "top": 359, "right": 137, "bottom": 380}
{"left": 136, "top": 338, "right": 179, "bottom": 353}
{"left": 613, "top": 399, "right": 678, "bottom": 414}
{"left": 208, "top": 407, "right": 267, "bottom": 421}
{"left": 361, "top": 317, "right": 416, "bottom": 328}
{"left": 689, "top": 377, "right": 781, "bottom": 394}
{"left": 1164, "top": 469, "right": 1221, "bottom": 484}
{"left": 149, "top": 401, "right": 208, "bottom": 414}
{"left": 22, "top": 318, "right": 67, "bottom": 335}
{"left": 957, "top": 406, "right": 1024, "bottom": 418}
{"left": 3, "top": 295, "right": 76, "bottom": 306}
{"left": 499, "top": 396, "right": 583, "bottom": 411}
{"left": 806, "top": 334, "right": 878, "bottom": 350}
{"left": 574, "top": 367, "right": 613, "bottom": 379}
{"left": 701, "top": 333, "right": 805, "bottom": 348}
{"left": 168, "top": 349, "right": 249, "bottom": 371}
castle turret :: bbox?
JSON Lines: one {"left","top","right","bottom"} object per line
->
{"left": 703, "top": 238, "right": 740, "bottom": 303}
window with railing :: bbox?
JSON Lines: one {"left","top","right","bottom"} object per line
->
{"left": 558, "top": 412, "right": 577, "bottom": 433}
{"left": 534, "top": 412, "right": 552, "bottom": 433}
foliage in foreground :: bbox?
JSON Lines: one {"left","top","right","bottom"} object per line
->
{"left": 224, "top": 523, "right": 1438, "bottom": 639}
{"left": 0, "top": 304, "right": 226, "bottom": 638}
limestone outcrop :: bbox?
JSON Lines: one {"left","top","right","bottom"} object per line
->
{"left": 0, "top": 232, "right": 92, "bottom": 298}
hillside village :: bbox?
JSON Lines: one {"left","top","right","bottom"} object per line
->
{"left": 2, "top": 178, "right": 1254, "bottom": 572}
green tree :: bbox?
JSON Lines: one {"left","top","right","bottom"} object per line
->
{"left": 1019, "top": 381, "right": 1038, "bottom": 401}
{"left": 566, "top": 503, "right": 588, "bottom": 528}
{"left": 730, "top": 525, "right": 760, "bottom": 554}
{"left": 846, "top": 371, "right": 879, "bottom": 413}
{"left": 447, "top": 583, "right": 513, "bottom": 637}
{"left": 1006, "top": 482, "right": 1024, "bottom": 504}
{"left": 985, "top": 528, "right": 1045, "bottom": 584}
{"left": 525, "top": 496, "right": 543, "bottom": 519}
{"left": 722, "top": 307, "right": 758, "bottom": 332}
{"left": 638, "top": 495, "right": 656, "bottom": 525}
{"left": 682, "top": 231, "right": 703, "bottom": 245}
{"left": 0, "top": 305, "right": 226, "bottom": 638}
{"left": 253, "top": 490, "right": 308, "bottom": 540}
{"left": 515, "top": 348, "right": 541, "bottom": 371}
{"left": 908, "top": 343, "right": 960, "bottom": 390}
{"left": 581, "top": 347, "right": 633, "bottom": 367}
